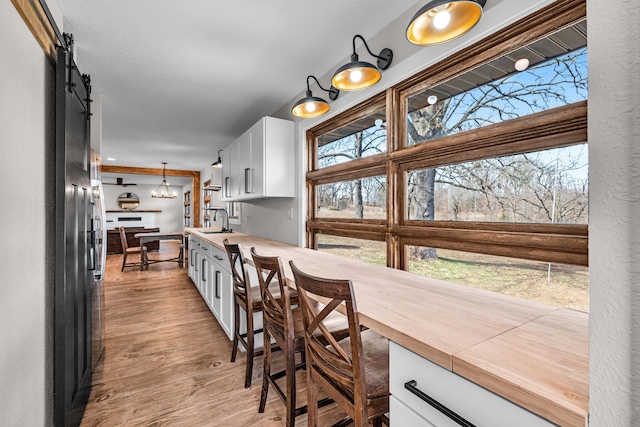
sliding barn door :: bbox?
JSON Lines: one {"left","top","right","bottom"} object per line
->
{"left": 53, "top": 36, "right": 93, "bottom": 427}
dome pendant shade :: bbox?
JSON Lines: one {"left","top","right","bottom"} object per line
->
{"left": 332, "top": 57, "right": 382, "bottom": 91}
{"left": 332, "top": 36, "right": 393, "bottom": 91}
{"left": 291, "top": 76, "right": 339, "bottom": 119}
{"left": 406, "top": 0, "right": 486, "bottom": 46}
{"left": 292, "top": 92, "right": 331, "bottom": 118}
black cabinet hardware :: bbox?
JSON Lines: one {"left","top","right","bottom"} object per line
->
{"left": 404, "top": 380, "right": 476, "bottom": 427}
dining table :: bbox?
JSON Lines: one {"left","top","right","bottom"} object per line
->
{"left": 134, "top": 231, "right": 186, "bottom": 270}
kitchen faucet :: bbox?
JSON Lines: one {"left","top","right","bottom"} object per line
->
{"left": 212, "top": 208, "right": 229, "bottom": 232}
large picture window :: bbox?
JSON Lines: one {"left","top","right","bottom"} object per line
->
{"left": 407, "top": 144, "right": 588, "bottom": 223}
{"left": 407, "top": 27, "right": 587, "bottom": 146}
{"left": 317, "top": 176, "right": 387, "bottom": 220}
{"left": 318, "top": 108, "right": 387, "bottom": 169}
{"left": 306, "top": 4, "right": 588, "bottom": 311}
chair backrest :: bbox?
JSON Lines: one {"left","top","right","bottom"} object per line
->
{"left": 223, "top": 239, "right": 253, "bottom": 309}
{"left": 119, "top": 226, "right": 129, "bottom": 251}
{"left": 289, "top": 261, "right": 366, "bottom": 413}
{"left": 250, "top": 247, "right": 294, "bottom": 344}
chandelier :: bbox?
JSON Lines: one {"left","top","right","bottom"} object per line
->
{"left": 151, "top": 162, "right": 177, "bottom": 199}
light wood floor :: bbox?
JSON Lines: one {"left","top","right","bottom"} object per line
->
{"left": 80, "top": 242, "right": 349, "bottom": 427}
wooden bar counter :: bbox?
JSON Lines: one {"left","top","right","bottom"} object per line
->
{"left": 186, "top": 229, "right": 588, "bottom": 426}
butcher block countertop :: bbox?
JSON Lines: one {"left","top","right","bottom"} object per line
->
{"left": 186, "top": 229, "right": 588, "bottom": 426}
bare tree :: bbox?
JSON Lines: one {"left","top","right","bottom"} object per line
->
{"left": 407, "top": 48, "right": 588, "bottom": 259}
{"left": 318, "top": 126, "right": 386, "bottom": 218}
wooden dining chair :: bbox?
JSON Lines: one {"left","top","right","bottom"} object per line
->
{"left": 290, "top": 261, "right": 390, "bottom": 427}
{"left": 119, "top": 226, "right": 148, "bottom": 271}
{"left": 223, "top": 239, "right": 282, "bottom": 388}
{"left": 251, "top": 248, "right": 346, "bottom": 427}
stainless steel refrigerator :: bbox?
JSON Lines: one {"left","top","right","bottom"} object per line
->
{"left": 90, "top": 152, "right": 107, "bottom": 368}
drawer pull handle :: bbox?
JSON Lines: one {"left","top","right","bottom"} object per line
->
{"left": 215, "top": 270, "right": 221, "bottom": 299}
{"left": 404, "top": 380, "right": 476, "bottom": 427}
{"left": 214, "top": 255, "right": 223, "bottom": 261}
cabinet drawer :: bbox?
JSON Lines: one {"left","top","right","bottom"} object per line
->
{"left": 390, "top": 395, "right": 435, "bottom": 427}
{"left": 198, "top": 240, "right": 213, "bottom": 256}
{"left": 209, "top": 245, "right": 229, "bottom": 270}
{"left": 390, "top": 342, "right": 554, "bottom": 427}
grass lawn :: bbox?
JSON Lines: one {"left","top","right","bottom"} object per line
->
{"left": 317, "top": 234, "right": 588, "bottom": 313}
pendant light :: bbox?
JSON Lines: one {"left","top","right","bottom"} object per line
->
{"left": 151, "top": 162, "right": 177, "bottom": 199}
{"left": 211, "top": 150, "right": 223, "bottom": 168}
{"left": 292, "top": 75, "right": 339, "bottom": 119}
{"left": 331, "top": 35, "right": 393, "bottom": 91}
{"left": 406, "top": 0, "right": 486, "bottom": 46}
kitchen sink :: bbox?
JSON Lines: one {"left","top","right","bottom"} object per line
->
{"left": 198, "top": 229, "right": 232, "bottom": 234}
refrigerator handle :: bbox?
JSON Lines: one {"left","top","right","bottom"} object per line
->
{"left": 88, "top": 228, "right": 96, "bottom": 271}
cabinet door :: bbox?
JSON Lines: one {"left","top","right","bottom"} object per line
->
{"left": 188, "top": 237, "right": 196, "bottom": 282}
{"left": 238, "top": 122, "right": 264, "bottom": 199}
{"left": 193, "top": 249, "right": 201, "bottom": 288}
{"left": 211, "top": 266, "right": 223, "bottom": 321}
{"left": 249, "top": 119, "right": 264, "bottom": 198}
{"left": 218, "top": 268, "right": 233, "bottom": 339}
{"left": 262, "top": 117, "right": 294, "bottom": 198}
{"left": 221, "top": 140, "right": 239, "bottom": 201}
{"left": 201, "top": 255, "right": 212, "bottom": 302}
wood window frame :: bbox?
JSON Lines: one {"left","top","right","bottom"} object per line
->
{"left": 306, "top": 0, "right": 587, "bottom": 268}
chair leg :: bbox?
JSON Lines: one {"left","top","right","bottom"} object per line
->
{"left": 373, "top": 417, "right": 383, "bottom": 427}
{"left": 285, "top": 346, "right": 297, "bottom": 427}
{"left": 230, "top": 300, "right": 240, "bottom": 363}
{"left": 121, "top": 251, "right": 127, "bottom": 271}
{"left": 258, "top": 329, "right": 271, "bottom": 413}
{"left": 244, "top": 311, "right": 255, "bottom": 388}
{"left": 307, "top": 368, "right": 319, "bottom": 427}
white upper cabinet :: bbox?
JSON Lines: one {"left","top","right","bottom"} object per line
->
{"left": 222, "top": 116, "right": 294, "bottom": 201}
{"left": 221, "top": 139, "right": 239, "bottom": 202}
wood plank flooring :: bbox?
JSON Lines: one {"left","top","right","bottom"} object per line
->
{"left": 80, "top": 242, "right": 349, "bottom": 427}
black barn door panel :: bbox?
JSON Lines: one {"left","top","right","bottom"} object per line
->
{"left": 54, "top": 36, "right": 93, "bottom": 427}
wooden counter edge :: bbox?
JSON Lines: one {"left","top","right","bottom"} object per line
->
{"left": 452, "top": 354, "right": 587, "bottom": 427}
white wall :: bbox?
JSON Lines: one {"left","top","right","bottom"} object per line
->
{"left": 588, "top": 0, "right": 640, "bottom": 423}
{"left": 0, "top": 1, "right": 60, "bottom": 424}
{"left": 102, "top": 184, "right": 185, "bottom": 232}
{"left": 236, "top": 198, "right": 298, "bottom": 245}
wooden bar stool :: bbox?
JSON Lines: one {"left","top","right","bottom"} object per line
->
{"left": 251, "top": 248, "right": 346, "bottom": 427}
{"left": 223, "top": 239, "right": 281, "bottom": 388}
{"left": 119, "top": 226, "right": 148, "bottom": 271}
{"left": 290, "top": 261, "right": 390, "bottom": 427}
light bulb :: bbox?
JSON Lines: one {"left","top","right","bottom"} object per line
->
{"left": 427, "top": 95, "right": 438, "bottom": 105}
{"left": 306, "top": 103, "right": 316, "bottom": 113}
{"left": 515, "top": 58, "right": 530, "bottom": 71}
{"left": 375, "top": 119, "right": 383, "bottom": 127}
{"left": 350, "top": 69, "right": 363, "bottom": 83}
{"left": 433, "top": 10, "right": 451, "bottom": 29}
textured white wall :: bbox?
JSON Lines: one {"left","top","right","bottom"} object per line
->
{"left": 103, "top": 184, "right": 185, "bottom": 232}
{"left": 0, "top": 1, "right": 56, "bottom": 424}
{"left": 588, "top": 0, "right": 640, "bottom": 424}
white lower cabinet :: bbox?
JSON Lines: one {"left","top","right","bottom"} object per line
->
{"left": 188, "top": 235, "right": 235, "bottom": 341}
{"left": 390, "top": 396, "right": 435, "bottom": 427}
{"left": 390, "top": 342, "right": 555, "bottom": 427}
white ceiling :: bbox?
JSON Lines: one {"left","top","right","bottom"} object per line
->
{"left": 56, "top": 0, "right": 423, "bottom": 175}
